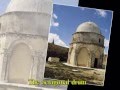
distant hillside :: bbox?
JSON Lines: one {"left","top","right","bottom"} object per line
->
{"left": 46, "top": 43, "right": 69, "bottom": 62}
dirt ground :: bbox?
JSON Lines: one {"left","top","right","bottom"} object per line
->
{"left": 44, "top": 62, "right": 106, "bottom": 86}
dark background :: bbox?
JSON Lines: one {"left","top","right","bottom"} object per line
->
{"left": 68, "top": 0, "right": 120, "bottom": 90}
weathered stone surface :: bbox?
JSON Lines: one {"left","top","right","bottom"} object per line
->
{"left": 102, "top": 55, "right": 108, "bottom": 69}
{"left": 0, "top": 0, "right": 53, "bottom": 88}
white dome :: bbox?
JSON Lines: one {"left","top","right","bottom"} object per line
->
{"left": 5, "top": 0, "right": 53, "bottom": 14}
{"left": 76, "top": 22, "right": 101, "bottom": 34}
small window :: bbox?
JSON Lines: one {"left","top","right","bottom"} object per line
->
{"left": 94, "top": 58, "right": 98, "bottom": 68}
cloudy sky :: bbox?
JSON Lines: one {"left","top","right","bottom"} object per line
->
{"left": 49, "top": 5, "right": 113, "bottom": 54}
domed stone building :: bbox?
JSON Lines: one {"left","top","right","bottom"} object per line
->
{"left": 67, "top": 22, "right": 105, "bottom": 68}
{"left": 0, "top": 0, "right": 53, "bottom": 86}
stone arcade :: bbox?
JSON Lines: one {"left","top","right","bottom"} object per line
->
{"left": 0, "top": 0, "right": 52, "bottom": 90}
{"left": 67, "top": 22, "right": 105, "bottom": 68}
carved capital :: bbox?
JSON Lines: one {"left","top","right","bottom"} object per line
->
{"left": 32, "top": 51, "right": 45, "bottom": 60}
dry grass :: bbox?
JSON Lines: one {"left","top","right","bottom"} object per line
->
{"left": 44, "top": 62, "right": 105, "bottom": 86}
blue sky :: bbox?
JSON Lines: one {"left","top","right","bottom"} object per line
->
{"left": 0, "top": 0, "right": 10, "bottom": 15}
{"left": 49, "top": 5, "right": 113, "bottom": 54}
{"left": 54, "top": 0, "right": 78, "bottom": 6}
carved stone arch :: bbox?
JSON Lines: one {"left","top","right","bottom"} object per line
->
{"left": 2, "top": 39, "right": 34, "bottom": 83}
{"left": 75, "top": 47, "right": 91, "bottom": 67}
{"left": 7, "top": 39, "right": 34, "bottom": 53}
{"left": 75, "top": 46, "right": 91, "bottom": 57}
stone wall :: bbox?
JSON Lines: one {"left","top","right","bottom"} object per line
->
{"left": 48, "top": 57, "right": 60, "bottom": 63}
{"left": 72, "top": 32, "right": 104, "bottom": 47}
{"left": 0, "top": 12, "right": 51, "bottom": 37}
{"left": 102, "top": 55, "right": 108, "bottom": 69}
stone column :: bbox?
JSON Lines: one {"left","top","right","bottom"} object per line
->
{"left": 30, "top": 51, "right": 46, "bottom": 83}
{"left": 0, "top": 49, "right": 11, "bottom": 82}
{"left": 36, "top": 52, "right": 46, "bottom": 82}
{"left": 30, "top": 51, "right": 40, "bottom": 80}
{"left": 30, "top": 55, "right": 39, "bottom": 80}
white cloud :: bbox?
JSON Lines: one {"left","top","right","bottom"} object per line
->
{"left": 48, "top": 33, "right": 69, "bottom": 48}
{"left": 95, "top": 9, "right": 107, "bottom": 17}
{"left": 53, "top": 13, "right": 58, "bottom": 19}
{"left": 104, "top": 39, "right": 110, "bottom": 54}
{"left": 52, "top": 22, "right": 59, "bottom": 27}
{"left": 51, "top": 19, "right": 59, "bottom": 27}
{"left": 104, "top": 49, "right": 108, "bottom": 54}
{"left": 51, "top": 13, "right": 59, "bottom": 27}
{"left": 104, "top": 39, "right": 109, "bottom": 47}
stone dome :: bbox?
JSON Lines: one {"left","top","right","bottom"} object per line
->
{"left": 5, "top": 0, "right": 53, "bottom": 14}
{"left": 76, "top": 22, "right": 101, "bottom": 34}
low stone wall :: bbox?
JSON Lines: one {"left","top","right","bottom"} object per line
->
{"left": 48, "top": 57, "right": 60, "bottom": 63}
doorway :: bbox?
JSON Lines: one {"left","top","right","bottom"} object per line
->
{"left": 94, "top": 58, "right": 98, "bottom": 68}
